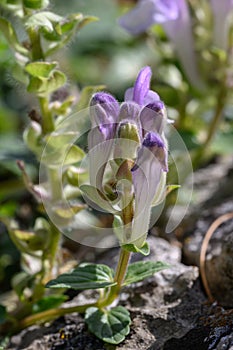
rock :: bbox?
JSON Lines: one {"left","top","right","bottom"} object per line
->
{"left": 182, "top": 156, "right": 233, "bottom": 307}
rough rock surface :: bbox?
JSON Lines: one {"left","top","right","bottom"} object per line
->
{"left": 6, "top": 236, "right": 233, "bottom": 350}
{"left": 182, "top": 156, "right": 233, "bottom": 307}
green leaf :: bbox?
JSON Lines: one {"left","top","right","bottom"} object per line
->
{"left": 0, "top": 17, "right": 28, "bottom": 55}
{"left": 27, "top": 70, "right": 66, "bottom": 95}
{"left": 25, "top": 61, "right": 57, "bottom": 78}
{"left": 0, "top": 305, "right": 7, "bottom": 325}
{"left": 46, "top": 263, "right": 116, "bottom": 290}
{"left": 123, "top": 261, "right": 170, "bottom": 286}
{"left": 85, "top": 306, "right": 131, "bottom": 345}
{"left": 122, "top": 241, "right": 150, "bottom": 256}
{"left": 25, "top": 12, "right": 63, "bottom": 32}
{"left": 32, "top": 294, "right": 68, "bottom": 314}
{"left": 42, "top": 144, "right": 85, "bottom": 166}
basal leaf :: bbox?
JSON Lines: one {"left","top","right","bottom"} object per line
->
{"left": 85, "top": 306, "right": 131, "bottom": 344}
{"left": 46, "top": 263, "right": 116, "bottom": 290}
{"left": 122, "top": 241, "right": 150, "bottom": 256}
{"left": 123, "top": 261, "right": 170, "bottom": 286}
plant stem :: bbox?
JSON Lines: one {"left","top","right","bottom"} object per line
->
{"left": 47, "top": 167, "right": 63, "bottom": 202}
{"left": 28, "top": 28, "right": 44, "bottom": 61}
{"left": 39, "top": 97, "right": 55, "bottom": 134}
{"left": 192, "top": 83, "right": 227, "bottom": 168}
{"left": 16, "top": 302, "right": 97, "bottom": 332}
{"left": 203, "top": 85, "right": 227, "bottom": 149}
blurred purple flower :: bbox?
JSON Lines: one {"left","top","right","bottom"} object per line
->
{"left": 119, "top": 0, "right": 204, "bottom": 89}
{"left": 210, "top": 0, "right": 233, "bottom": 50}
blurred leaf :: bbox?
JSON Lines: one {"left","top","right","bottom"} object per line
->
{"left": 76, "top": 85, "right": 105, "bottom": 111}
{"left": 50, "top": 95, "right": 75, "bottom": 115}
{"left": 42, "top": 144, "right": 85, "bottom": 166}
{"left": 11, "top": 271, "right": 35, "bottom": 300}
{"left": 85, "top": 306, "right": 131, "bottom": 344}
{"left": 46, "top": 263, "right": 116, "bottom": 290}
{"left": 27, "top": 70, "right": 66, "bottom": 95}
{"left": 23, "top": 0, "right": 49, "bottom": 10}
{"left": 179, "top": 129, "right": 199, "bottom": 150}
{"left": 210, "top": 131, "right": 233, "bottom": 155}
{"left": 0, "top": 18, "right": 28, "bottom": 55}
{"left": 25, "top": 61, "right": 57, "bottom": 78}
{"left": 32, "top": 294, "right": 68, "bottom": 314}
{"left": 44, "top": 14, "right": 98, "bottom": 56}
{"left": 25, "top": 12, "right": 63, "bottom": 32}
{"left": 123, "top": 261, "right": 170, "bottom": 286}
{"left": 45, "top": 132, "right": 77, "bottom": 148}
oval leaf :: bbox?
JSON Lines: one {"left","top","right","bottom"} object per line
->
{"left": 46, "top": 263, "right": 116, "bottom": 290}
{"left": 123, "top": 261, "right": 170, "bottom": 286}
{"left": 85, "top": 306, "right": 131, "bottom": 344}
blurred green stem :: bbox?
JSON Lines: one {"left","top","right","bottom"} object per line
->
{"left": 192, "top": 83, "right": 227, "bottom": 168}
{"left": 39, "top": 97, "right": 55, "bottom": 134}
{"left": 203, "top": 85, "right": 227, "bottom": 148}
{"left": 28, "top": 28, "right": 44, "bottom": 61}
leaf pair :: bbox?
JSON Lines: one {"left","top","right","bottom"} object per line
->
{"left": 46, "top": 260, "right": 169, "bottom": 344}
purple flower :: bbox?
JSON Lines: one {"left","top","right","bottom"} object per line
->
{"left": 130, "top": 131, "right": 168, "bottom": 246}
{"left": 87, "top": 67, "right": 169, "bottom": 247}
{"left": 88, "top": 92, "right": 119, "bottom": 189}
{"left": 124, "top": 66, "right": 160, "bottom": 105}
{"left": 210, "top": 0, "right": 233, "bottom": 50}
{"left": 119, "top": 0, "right": 204, "bottom": 89}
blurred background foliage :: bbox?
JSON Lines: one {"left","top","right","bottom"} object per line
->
{"left": 0, "top": 0, "right": 233, "bottom": 294}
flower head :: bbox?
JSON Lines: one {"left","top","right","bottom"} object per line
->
{"left": 87, "top": 67, "right": 169, "bottom": 247}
